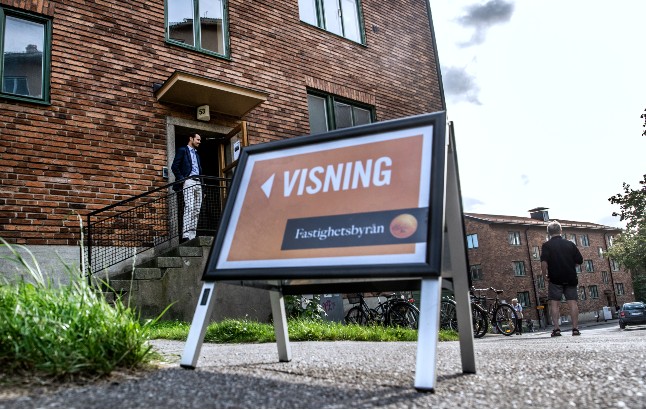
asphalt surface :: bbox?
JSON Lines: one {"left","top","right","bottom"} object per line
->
{"left": 1, "top": 320, "right": 645, "bottom": 409}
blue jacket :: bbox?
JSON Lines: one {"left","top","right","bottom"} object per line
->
{"left": 171, "top": 146, "right": 202, "bottom": 190}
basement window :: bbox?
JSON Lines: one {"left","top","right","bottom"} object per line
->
{"left": 166, "top": 0, "right": 229, "bottom": 58}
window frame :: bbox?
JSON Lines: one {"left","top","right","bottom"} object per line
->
{"left": 306, "top": 90, "right": 375, "bottom": 133}
{"left": 610, "top": 259, "right": 620, "bottom": 272}
{"left": 615, "top": 282, "right": 625, "bottom": 296}
{"left": 466, "top": 233, "right": 479, "bottom": 249}
{"left": 589, "top": 285, "right": 599, "bottom": 299}
{"left": 508, "top": 231, "right": 521, "bottom": 246}
{"left": 512, "top": 261, "right": 526, "bottom": 277}
{"left": 584, "top": 259, "right": 594, "bottom": 273}
{"left": 580, "top": 234, "right": 590, "bottom": 247}
{"left": 537, "top": 275, "right": 545, "bottom": 289}
{"left": 578, "top": 286, "right": 587, "bottom": 301}
{"left": 601, "top": 271, "right": 609, "bottom": 284}
{"left": 517, "top": 291, "right": 530, "bottom": 307}
{"left": 298, "top": 0, "right": 366, "bottom": 44}
{"left": 0, "top": 7, "right": 52, "bottom": 104}
{"left": 470, "top": 264, "right": 483, "bottom": 281}
{"left": 165, "top": 0, "right": 230, "bottom": 58}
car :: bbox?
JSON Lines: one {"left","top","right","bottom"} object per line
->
{"left": 618, "top": 302, "right": 646, "bottom": 329}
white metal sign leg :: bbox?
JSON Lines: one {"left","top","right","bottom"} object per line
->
{"left": 180, "top": 281, "right": 217, "bottom": 369}
{"left": 269, "top": 289, "right": 292, "bottom": 362}
{"left": 414, "top": 277, "right": 442, "bottom": 392}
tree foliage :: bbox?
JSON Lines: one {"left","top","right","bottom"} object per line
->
{"left": 606, "top": 111, "right": 646, "bottom": 301}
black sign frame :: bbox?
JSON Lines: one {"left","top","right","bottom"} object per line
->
{"left": 203, "top": 112, "right": 447, "bottom": 281}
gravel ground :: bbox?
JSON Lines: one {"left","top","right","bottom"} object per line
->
{"left": 1, "top": 321, "right": 644, "bottom": 409}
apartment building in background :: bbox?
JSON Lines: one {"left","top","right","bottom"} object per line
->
{"left": 0, "top": 0, "right": 444, "bottom": 273}
{"left": 464, "top": 208, "right": 632, "bottom": 327}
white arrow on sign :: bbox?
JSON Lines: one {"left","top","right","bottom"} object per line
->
{"left": 261, "top": 173, "right": 275, "bottom": 198}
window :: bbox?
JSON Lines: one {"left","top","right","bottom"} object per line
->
{"left": 568, "top": 234, "right": 576, "bottom": 244}
{"left": 517, "top": 291, "right": 530, "bottom": 307}
{"left": 580, "top": 234, "right": 590, "bottom": 247}
{"left": 610, "top": 259, "right": 620, "bottom": 272}
{"left": 607, "top": 235, "right": 614, "bottom": 247}
{"left": 589, "top": 285, "right": 599, "bottom": 299}
{"left": 470, "top": 264, "right": 483, "bottom": 281}
{"left": 508, "top": 231, "right": 521, "bottom": 246}
{"left": 531, "top": 246, "right": 540, "bottom": 260}
{"left": 299, "top": 0, "right": 364, "bottom": 43}
{"left": 537, "top": 275, "right": 545, "bottom": 289}
{"left": 615, "top": 283, "right": 625, "bottom": 296}
{"left": 598, "top": 247, "right": 604, "bottom": 258}
{"left": 575, "top": 265, "right": 582, "bottom": 274}
{"left": 0, "top": 8, "right": 51, "bottom": 103}
{"left": 466, "top": 234, "right": 479, "bottom": 249}
{"left": 307, "top": 91, "right": 373, "bottom": 134}
{"left": 578, "top": 286, "right": 587, "bottom": 301}
{"left": 601, "top": 271, "right": 609, "bottom": 284}
{"left": 584, "top": 260, "right": 594, "bottom": 273}
{"left": 166, "top": 0, "right": 228, "bottom": 57}
{"left": 512, "top": 261, "right": 526, "bottom": 276}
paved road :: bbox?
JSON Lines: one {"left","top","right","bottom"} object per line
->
{"left": 2, "top": 320, "right": 645, "bottom": 408}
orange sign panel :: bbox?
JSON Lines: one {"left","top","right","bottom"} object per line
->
{"left": 215, "top": 127, "right": 435, "bottom": 270}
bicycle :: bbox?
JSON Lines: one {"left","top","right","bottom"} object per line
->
{"left": 440, "top": 296, "right": 489, "bottom": 338}
{"left": 345, "top": 292, "right": 419, "bottom": 329}
{"left": 470, "top": 287, "right": 518, "bottom": 336}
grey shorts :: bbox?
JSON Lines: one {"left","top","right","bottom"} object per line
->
{"left": 548, "top": 282, "right": 578, "bottom": 301}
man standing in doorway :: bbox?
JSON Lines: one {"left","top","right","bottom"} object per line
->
{"left": 171, "top": 133, "right": 202, "bottom": 243}
{"left": 541, "top": 220, "right": 584, "bottom": 337}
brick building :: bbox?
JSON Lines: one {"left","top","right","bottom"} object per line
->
{"left": 0, "top": 0, "right": 444, "bottom": 274}
{"left": 464, "top": 208, "right": 632, "bottom": 327}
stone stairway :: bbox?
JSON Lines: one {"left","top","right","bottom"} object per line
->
{"left": 100, "top": 236, "right": 270, "bottom": 322}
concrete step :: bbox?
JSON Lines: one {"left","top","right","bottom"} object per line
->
{"left": 179, "top": 246, "right": 203, "bottom": 257}
{"left": 134, "top": 267, "right": 163, "bottom": 280}
{"left": 156, "top": 256, "right": 184, "bottom": 268}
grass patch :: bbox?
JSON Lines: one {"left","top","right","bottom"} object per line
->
{"left": 149, "top": 318, "right": 459, "bottom": 343}
{"left": 0, "top": 239, "right": 159, "bottom": 381}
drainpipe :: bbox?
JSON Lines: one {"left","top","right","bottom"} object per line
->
{"left": 604, "top": 232, "right": 618, "bottom": 309}
{"left": 524, "top": 227, "right": 541, "bottom": 322}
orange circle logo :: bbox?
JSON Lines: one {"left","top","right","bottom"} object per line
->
{"left": 390, "top": 214, "right": 418, "bottom": 239}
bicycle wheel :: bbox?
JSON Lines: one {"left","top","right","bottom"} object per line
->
{"left": 493, "top": 303, "right": 517, "bottom": 336}
{"left": 440, "top": 299, "right": 458, "bottom": 331}
{"left": 345, "top": 306, "right": 368, "bottom": 325}
{"left": 472, "top": 303, "right": 488, "bottom": 338}
{"left": 386, "top": 301, "right": 419, "bottom": 329}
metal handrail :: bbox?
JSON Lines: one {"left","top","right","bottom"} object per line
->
{"left": 85, "top": 175, "right": 230, "bottom": 279}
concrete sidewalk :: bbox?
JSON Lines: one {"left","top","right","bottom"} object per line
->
{"left": 1, "top": 321, "right": 644, "bottom": 408}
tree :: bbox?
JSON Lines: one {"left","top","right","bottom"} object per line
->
{"left": 606, "top": 111, "right": 646, "bottom": 301}
{"left": 607, "top": 174, "right": 646, "bottom": 301}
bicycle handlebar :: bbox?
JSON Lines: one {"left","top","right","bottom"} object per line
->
{"left": 471, "top": 286, "right": 505, "bottom": 294}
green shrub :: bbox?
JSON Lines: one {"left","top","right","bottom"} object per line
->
{"left": 0, "top": 239, "right": 158, "bottom": 379}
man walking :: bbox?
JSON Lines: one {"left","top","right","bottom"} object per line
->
{"left": 540, "top": 220, "right": 584, "bottom": 337}
{"left": 171, "top": 133, "right": 202, "bottom": 243}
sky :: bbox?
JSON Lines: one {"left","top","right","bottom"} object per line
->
{"left": 428, "top": 0, "right": 646, "bottom": 228}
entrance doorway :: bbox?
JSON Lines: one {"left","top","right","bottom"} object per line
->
{"left": 167, "top": 119, "right": 247, "bottom": 239}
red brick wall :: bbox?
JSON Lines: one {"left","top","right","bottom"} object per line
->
{"left": 465, "top": 217, "right": 634, "bottom": 320}
{"left": 0, "top": 0, "right": 443, "bottom": 245}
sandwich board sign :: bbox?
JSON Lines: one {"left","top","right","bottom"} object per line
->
{"left": 180, "top": 112, "right": 475, "bottom": 392}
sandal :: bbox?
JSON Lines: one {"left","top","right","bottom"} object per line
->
{"left": 572, "top": 328, "right": 581, "bottom": 336}
{"left": 551, "top": 329, "right": 562, "bottom": 337}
